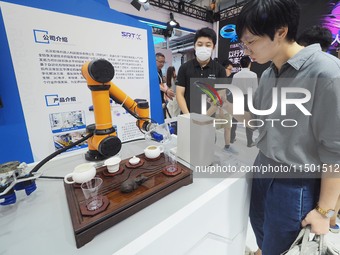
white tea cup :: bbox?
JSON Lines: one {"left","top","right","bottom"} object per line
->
{"left": 129, "top": 156, "right": 141, "bottom": 165}
{"left": 104, "top": 156, "right": 122, "bottom": 173}
{"left": 144, "top": 145, "right": 164, "bottom": 159}
{"left": 64, "top": 163, "right": 96, "bottom": 184}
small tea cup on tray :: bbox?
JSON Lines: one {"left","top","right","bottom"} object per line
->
{"left": 104, "top": 156, "right": 122, "bottom": 173}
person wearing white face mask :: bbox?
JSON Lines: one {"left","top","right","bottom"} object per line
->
{"left": 176, "top": 27, "right": 226, "bottom": 114}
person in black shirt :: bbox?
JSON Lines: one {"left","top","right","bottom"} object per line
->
{"left": 176, "top": 27, "right": 226, "bottom": 114}
{"left": 297, "top": 25, "right": 333, "bottom": 52}
{"left": 222, "top": 59, "right": 234, "bottom": 78}
{"left": 156, "top": 52, "right": 175, "bottom": 118}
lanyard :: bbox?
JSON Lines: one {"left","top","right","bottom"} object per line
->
{"left": 158, "top": 72, "right": 163, "bottom": 83}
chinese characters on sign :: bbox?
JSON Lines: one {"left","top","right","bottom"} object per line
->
{"left": 43, "top": 34, "right": 68, "bottom": 43}
{"left": 38, "top": 50, "right": 145, "bottom": 85}
{"left": 108, "top": 54, "right": 145, "bottom": 80}
{"left": 228, "top": 43, "right": 244, "bottom": 73}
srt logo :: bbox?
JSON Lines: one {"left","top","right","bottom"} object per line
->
{"left": 121, "top": 32, "right": 141, "bottom": 40}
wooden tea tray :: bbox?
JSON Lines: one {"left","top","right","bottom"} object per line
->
{"left": 64, "top": 153, "right": 193, "bottom": 248}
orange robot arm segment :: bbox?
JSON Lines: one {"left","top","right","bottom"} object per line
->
{"left": 108, "top": 81, "right": 152, "bottom": 131}
{"left": 81, "top": 60, "right": 122, "bottom": 161}
{"left": 81, "top": 59, "right": 154, "bottom": 161}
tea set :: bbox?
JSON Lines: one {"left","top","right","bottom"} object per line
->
{"left": 64, "top": 145, "right": 165, "bottom": 185}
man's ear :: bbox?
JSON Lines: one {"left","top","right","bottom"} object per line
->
{"left": 276, "top": 27, "right": 288, "bottom": 40}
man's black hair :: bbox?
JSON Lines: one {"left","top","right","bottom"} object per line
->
{"left": 222, "top": 59, "right": 233, "bottom": 68}
{"left": 156, "top": 52, "right": 165, "bottom": 58}
{"left": 194, "top": 27, "right": 217, "bottom": 46}
{"left": 236, "top": 0, "right": 300, "bottom": 42}
{"left": 166, "top": 66, "right": 176, "bottom": 88}
{"left": 240, "top": 56, "right": 251, "bottom": 68}
{"left": 297, "top": 25, "right": 333, "bottom": 51}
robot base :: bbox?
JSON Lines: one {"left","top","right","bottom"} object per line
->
{"left": 85, "top": 150, "right": 109, "bottom": 161}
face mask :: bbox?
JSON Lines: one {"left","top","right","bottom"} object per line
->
{"left": 195, "top": 46, "right": 212, "bottom": 62}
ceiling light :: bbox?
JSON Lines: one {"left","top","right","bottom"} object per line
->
{"left": 167, "top": 13, "right": 180, "bottom": 28}
{"left": 142, "top": 1, "right": 150, "bottom": 11}
{"left": 130, "top": 0, "right": 149, "bottom": 11}
{"left": 169, "top": 20, "right": 177, "bottom": 26}
{"left": 163, "top": 28, "right": 173, "bottom": 38}
{"left": 130, "top": 0, "right": 141, "bottom": 11}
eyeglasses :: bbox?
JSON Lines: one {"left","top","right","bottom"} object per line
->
{"left": 156, "top": 60, "right": 166, "bottom": 64}
{"left": 239, "top": 37, "right": 259, "bottom": 51}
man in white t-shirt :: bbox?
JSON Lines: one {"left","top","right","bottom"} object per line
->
{"left": 232, "top": 55, "right": 258, "bottom": 147}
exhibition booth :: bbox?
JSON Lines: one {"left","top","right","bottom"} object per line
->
{"left": 1, "top": 0, "right": 339, "bottom": 254}
{"left": 0, "top": 1, "right": 254, "bottom": 254}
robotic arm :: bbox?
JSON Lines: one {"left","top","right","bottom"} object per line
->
{"left": 81, "top": 59, "right": 158, "bottom": 161}
{"left": 0, "top": 58, "right": 170, "bottom": 204}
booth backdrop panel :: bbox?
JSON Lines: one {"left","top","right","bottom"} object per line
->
{"left": 0, "top": 0, "right": 163, "bottom": 164}
{"left": 217, "top": 17, "right": 270, "bottom": 78}
{"left": 297, "top": 0, "right": 340, "bottom": 56}
{"left": 0, "top": 8, "right": 33, "bottom": 163}
{"left": 217, "top": 0, "right": 340, "bottom": 77}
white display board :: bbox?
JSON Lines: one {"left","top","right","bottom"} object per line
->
{"left": 0, "top": 1, "right": 151, "bottom": 161}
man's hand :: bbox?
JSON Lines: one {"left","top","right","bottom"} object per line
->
{"left": 165, "top": 88, "right": 175, "bottom": 100}
{"left": 301, "top": 209, "right": 330, "bottom": 234}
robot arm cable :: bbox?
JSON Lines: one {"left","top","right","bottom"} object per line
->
{"left": 29, "top": 132, "right": 93, "bottom": 174}
{"left": 109, "top": 94, "right": 157, "bottom": 130}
